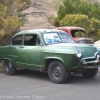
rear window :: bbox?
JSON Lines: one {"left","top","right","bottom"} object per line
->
{"left": 12, "top": 35, "right": 23, "bottom": 45}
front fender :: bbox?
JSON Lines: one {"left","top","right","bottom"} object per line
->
{"left": 44, "top": 57, "right": 64, "bottom": 64}
{"left": 43, "top": 53, "right": 80, "bottom": 70}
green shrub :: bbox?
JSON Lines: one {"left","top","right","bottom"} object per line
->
{"left": 0, "top": 0, "right": 31, "bottom": 39}
{"left": 88, "top": 18, "right": 100, "bottom": 41}
{"left": 57, "top": 0, "right": 100, "bottom": 21}
{"left": 60, "top": 14, "right": 90, "bottom": 32}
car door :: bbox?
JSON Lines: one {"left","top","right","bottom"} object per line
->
{"left": 17, "top": 34, "right": 43, "bottom": 70}
{"left": 11, "top": 34, "right": 28, "bottom": 67}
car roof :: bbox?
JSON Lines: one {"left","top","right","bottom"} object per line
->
{"left": 13, "top": 29, "right": 64, "bottom": 37}
{"left": 56, "top": 26, "right": 84, "bottom": 30}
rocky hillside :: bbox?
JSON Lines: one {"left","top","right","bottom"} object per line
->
{"left": 20, "top": 0, "right": 61, "bottom": 30}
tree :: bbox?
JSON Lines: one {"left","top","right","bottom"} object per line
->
{"left": 89, "top": 18, "right": 100, "bottom": 41}
{"left": 57, "top": 0, "right": 100, "bottom": 21}
{"left": 0, "top": 0, "right": 31, "bottom": 45}
{"left": 0, "top": 4, "right": 7, "bottom": 37}
{"left": 0, "top": 3, "right": 21, "bottom": 38}
{"left": 0, "top": 0, "right": 31, "bottom": 16}
{"left": 0, "top": 0, "right": 31, "bottom": 39}
{"left": 60, "top": 14, "right": 90, "bottom": 32}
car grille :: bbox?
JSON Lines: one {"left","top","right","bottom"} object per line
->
{"left": 80, "top": 52, "right": 100, "bottom": 66}
{"left": 83, "top": 40, "right": 93, "bottom": 44}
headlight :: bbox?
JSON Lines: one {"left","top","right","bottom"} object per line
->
{"left": 76, "top": 50, "right": 82, "bottom": 58}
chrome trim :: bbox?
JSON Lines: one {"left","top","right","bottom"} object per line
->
{"left": 83, "top": 60, "right": 99, "bottom": 64}
{"left": 78, "top": 52, "right": 100, "bottom": 65}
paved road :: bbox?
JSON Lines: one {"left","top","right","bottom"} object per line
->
{"left": 0, "top": 70, "right": 100, "bottom": 100}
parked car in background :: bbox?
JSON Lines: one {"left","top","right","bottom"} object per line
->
{"left": 0, "top": 29, "right": 99, "bottom": 84}
{"left": 56, "top": 26, "right": 94, "bottom": 44}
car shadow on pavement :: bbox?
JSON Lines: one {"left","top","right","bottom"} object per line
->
{"left": 67, "top": 73, "right": 100, "bottom": 85}
{"left": 15, "top": 69, "right": 49, "bottom": 81}
{"left": 14, "top": 69, "right": 100, "bottom": 84}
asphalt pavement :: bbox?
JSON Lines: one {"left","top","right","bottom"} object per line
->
{"left": 0, "top": 70, "right": 100, "bottom": 100}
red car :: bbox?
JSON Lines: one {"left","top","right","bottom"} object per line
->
{"left": 56, "top": 27, "right": 94, "bottom": 44}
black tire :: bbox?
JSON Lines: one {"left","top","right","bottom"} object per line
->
{"left": 3, "top": 60, "right": 16, "bottom": 75}
{"left": 48, "top": 61, "right": 68, "bottom": 84}
{"left": 82, "top": 67, "right": 98, "bottom": 78}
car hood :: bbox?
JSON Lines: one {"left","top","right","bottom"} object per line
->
{"left": 43, "top": 43, "right": 98, "bottom": 58}
{"left": 74, "top": 37, "right": 92, "bottom": 40}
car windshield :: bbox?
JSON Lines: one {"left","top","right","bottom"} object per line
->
{"left": 43, "top": 32, "right": 75, "bottom": 45}
{"left": 71, "top": 30, "right": 86, "bottom": 37}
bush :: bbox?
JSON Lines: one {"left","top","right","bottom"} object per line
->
{"left": 5, "top": 16, "right": 21, "bottom": 36}
{"left": 0, "top": 0, "right": 31, "bottom": 39}
{"left": 60, "top": 14, "right": 90, "bottom": 32}
{"left": 57, "top": 0, "right": 100, "bottom": 21}
{"left": 89, "top": 18, "right": 100, "bottom": 41}
{"left": 0, "top": 3, "right": 21, "bottom": 38}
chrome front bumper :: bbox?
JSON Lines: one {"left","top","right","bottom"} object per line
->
{"left": 78, "top": 52, "right": 100, "bottom": 68}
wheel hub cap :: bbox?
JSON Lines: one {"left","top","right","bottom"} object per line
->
{"left": 53, "top": 66, "right": 61, "bottom": 79}
{"left": 5, "top": 62, "right": 11, "bottom": 72}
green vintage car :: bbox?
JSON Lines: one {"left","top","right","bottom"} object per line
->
{"left": 0, "top": 29, "right": 100, "bottom": 83}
